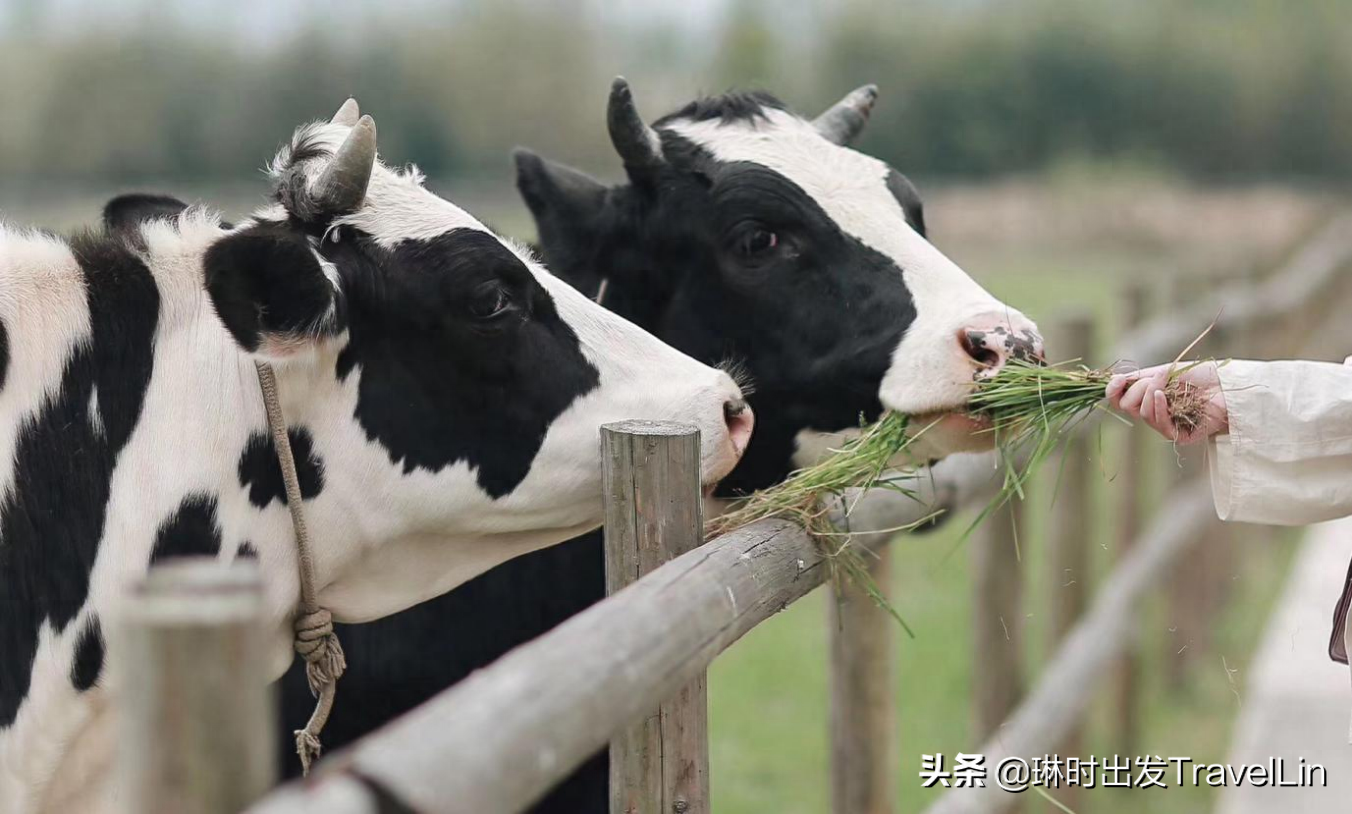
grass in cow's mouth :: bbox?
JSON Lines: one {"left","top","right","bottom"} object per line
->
{"left": 705, "top": 412, "right": 935, "bottom": 635}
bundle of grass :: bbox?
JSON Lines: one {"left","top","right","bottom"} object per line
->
{"left": 963, "top": 360, "right": 1116, "bottom": 532}
{"left": 965, "top": 356, "right": 1215, "bottom": 531}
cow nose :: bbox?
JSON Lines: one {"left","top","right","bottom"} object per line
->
{"left": 723, "top": 398, "right": 754, "bottom": 458}
{"left": 958, "top": 315, "right": 1045, "bottom": 377}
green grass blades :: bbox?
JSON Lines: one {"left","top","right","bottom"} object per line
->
{"left": 964, "top": 359, "right": 1119, "bottom": 539}
{"left": 705, "top": 412, "right": 934, "bottom": 635}
{"left": 705, "top": 412, "right": 925, "bottom": 541}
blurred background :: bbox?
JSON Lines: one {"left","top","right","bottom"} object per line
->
{"left": 4, "top": 2, "right": 1349, "bottom": 812}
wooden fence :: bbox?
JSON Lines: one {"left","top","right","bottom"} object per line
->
{"left": 117, "top": 213, "right": 1352, "bottom": 814}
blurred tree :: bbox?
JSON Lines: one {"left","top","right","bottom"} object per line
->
{"left": 0, "top": 0, "right": 1348, "bottom": 187}
{"left": 711, "top": 0, "right": 781, "bottom": 90}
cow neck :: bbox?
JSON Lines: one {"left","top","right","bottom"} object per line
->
{"left": 254, "top": 360, "right": 347, "bottom": 775}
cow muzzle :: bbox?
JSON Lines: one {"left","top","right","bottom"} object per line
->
{"left": 958, "top": 313, "right": 1045, "bottom": 379}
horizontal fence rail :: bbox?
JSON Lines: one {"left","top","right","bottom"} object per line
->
{"left": 239, "top": 211, "right": 1352, "bottom": 814}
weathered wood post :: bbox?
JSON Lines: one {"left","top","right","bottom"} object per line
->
{"left": 1193, "top": 271, "right": 1238, "bottom": 644}
{"left": 1046, "top": 312, "right": 1095, "bottom": 813}
{"left": 830, "top": 544, "right": 897, "bottom": 814}
{"left": 603, "top": 420, "right": 709, "bottom": 814}
{"left": 1163, "top": 274, "right": 1209, "bottom": 687}
{"left": 1109, "top": 281, "right": 1148, "bottom": 755}
{"left": 114, "top": 557, "right": 275, "bottom": 814}
{"left": 972, "top": 500, "right": 1025, "bottom": 742}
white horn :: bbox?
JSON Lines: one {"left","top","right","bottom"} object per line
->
{"left": 312, "top": 115, "right": 377, "bottom": 214}
{"left": 331, "top": 98, "right": 361, "bottom": 127}
{"left": 813, "top": 85, "right": 878, "bottom": 146}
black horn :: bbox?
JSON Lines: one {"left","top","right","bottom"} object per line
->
{"left": 812, "top": 84, "right": 878, "bottom": 146}
{"left": 312, "top": 114, "right": 377, "bottom": 214}
{"left": 607, "top": 77, "right": 664, "bottom": 175}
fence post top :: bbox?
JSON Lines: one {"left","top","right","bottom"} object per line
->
{"left": 602, "top": 419, "right": 701, "bottom": 438}
{"left": 119, "top": 557, "right": 263, "bottom": 625}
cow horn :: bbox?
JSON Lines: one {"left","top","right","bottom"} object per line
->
{"left": 813, "top": 84, "right": 878, "bottom": 146}
{"left": 607, "top": 77, "right": 664, "bottom": 174}
{"left": 313, "top": 115, "right": 377, "bottom": 214}
{"left": 331, "top": 98, "right": 360, "bottom": 126}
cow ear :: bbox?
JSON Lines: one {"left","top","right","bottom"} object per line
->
{"left": 204, "top": 225, "right": 342, "bottom": 359}
{"left": 103, "top": 193, "right": 190, "bottom": 233}
{"left": 103, "top": 194, "right": 236, "bottom": 234}
{"left": 513, "top": 149, "right": 607, "bottom": 248}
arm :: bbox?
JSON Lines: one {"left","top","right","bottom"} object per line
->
{"left": 1209, "top": 360, "right": 1352, "bottom": 524}
{"left": 1108, "top": 359, "right": 1352, "bottom": 525}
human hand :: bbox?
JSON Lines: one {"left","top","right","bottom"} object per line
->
{"left": 1105, "top": 361, "right": 1228, "bottom": 445}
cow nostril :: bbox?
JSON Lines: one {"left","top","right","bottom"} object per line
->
{"left": 959, "top": 331, "right": 1002, "bottom": 370}
{"left": 723, "top": 398, "right": 754, "bottom": 456}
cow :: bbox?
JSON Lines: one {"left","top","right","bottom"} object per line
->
{"left": 0, "top": 99, "right": 753, "bottom": 814}
{"left": 114, "top": 84, "right": 1044, "bottom": 810}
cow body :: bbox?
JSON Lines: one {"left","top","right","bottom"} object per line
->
{"left": 0, "top": 102, "right": 747, "bottom": 813}
{"left": 272, "top": 84, "right": 1043, "bottom": 812}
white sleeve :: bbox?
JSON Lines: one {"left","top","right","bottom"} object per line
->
{"left": 1208, "top": 360, "right": 1352, "bottom": 525}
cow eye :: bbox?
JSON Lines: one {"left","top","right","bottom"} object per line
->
{"left": 468, "top": 282, "right": 514, "bottom": 320}
{"left": 734, "top": 228, "right": 779, "bottom": 259}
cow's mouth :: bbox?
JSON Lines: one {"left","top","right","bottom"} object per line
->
{"left": 902, "top": 408, "right": 997, "bottom": 457}
{"left": 909, "top": 407, "right": 992, "bottom": 433}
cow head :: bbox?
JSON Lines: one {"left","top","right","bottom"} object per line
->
{"left": 515, "top": 81, "right": 1041, "bottom": 494}
{"left": 203, "top": 100, "right": 751, "bottom": 617}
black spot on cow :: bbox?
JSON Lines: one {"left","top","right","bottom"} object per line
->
{"left": 203, "top": 221, "right": 344, "bottom": 354}
{"left": 0, "top": 316, "right": 8, "bottom": 392}
{"left": 70, "top": 617, "right": 105, "bottom": 692}
{"left": 0, "top": 232, "right": 159, "bottom": 727}
{"left": 102, "top": 194, "right": 234, "bottom": 241}
{"left": 103, "top": 193, "right": 188, "bottom": 233}
{"left": 326, "top": 227, "right": 599, "bottom": 498}
{"left": 237, "top": 541, "right": 259, "bottom": 560}
{"left": 149, "top": 495, "right": 223, "bottom": 565}
{"left": 885, "top": 170, "right": 927, "bottom": 238}
{"left": 237, "top": 429, "right": 325, "bottom": 509}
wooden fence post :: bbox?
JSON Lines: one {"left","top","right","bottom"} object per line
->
{"left": 830, "top": 546, "right": 898, "bottom": 814}
{"left": 972, "top": 501, "right": 1025, "bottom": 742}
{"left": 1110, "top": 282, "right": 1148, "bottom": 755}
{"left": 603, "top": 420, "right": 709, "bottom": 814}
{"left": 1046, "top": 313, "right": 1095, "bottom": 813}
{"left": 1164, "top": 274, "right": 1209, "bottom": 687}
{"left": 114, "top": 557, "right": 274, "bottom": 814}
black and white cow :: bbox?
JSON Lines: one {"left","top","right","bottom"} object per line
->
{"left": 0, "top": 100, "right": 752, "bottom": 813}
{"left": 256, "top": 83, "right": 1045, "bottom": 811}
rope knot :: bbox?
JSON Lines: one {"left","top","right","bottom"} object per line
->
{"left": 294, "top": 608, "right": 347, "bottom": 695}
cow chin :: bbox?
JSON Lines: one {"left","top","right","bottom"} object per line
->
{"left": 901, "top": 410, "right": 997, "bottom": 461}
